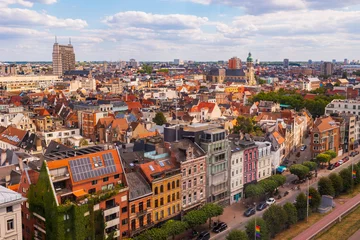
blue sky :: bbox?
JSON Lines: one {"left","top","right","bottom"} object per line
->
{"left": 1, "top": 0, "right": 360, "bottom": 62}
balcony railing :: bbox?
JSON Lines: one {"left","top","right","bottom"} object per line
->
{"left": 131, "top": 222, "right": 155, "bottom": 236}
{"left": 136, "top": 209, "right": 148, "bottom": 217}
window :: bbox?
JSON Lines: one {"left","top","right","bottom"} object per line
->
{"left": 114, "top": 174, "right": 120, "bottom": 179}
{"left": 194, "top": 178, "right": 197, "bottom": 186}
{"left": 167, "top": 195, "right": 171, "bottom": 203}
{"left": 7, "top": 219, "right": 14, "bottom": 231}
{"left": 183, "top": 182, "right": 186, "bottom": 190}
{"left": 131, "top": 205, "right": 135, "bottom": 213}
{"left": 103, "top": 177, "right": 109, "bottom": 182}
{"left": 194, "top": 192, "right": 197, "bottom": 201}
{"left": 176, "top": 180, "right": 180, "bottom": 187}
{"left": 200, "top": 176, "right": 203, "bottom": 184}
{"left": 183, "top": 196, "right": 186, "bottom": 205}
{"left": 160, "top": 198, "right": 164, "bottom": 206}
{"left": 172, "top": 181, "right": 175, "bottom": 189}
{"left": 139, "top": 202, "right": 144, "bottom": 212}
{"left": 188, "top": 194, "right": 192, "bottom": 204}
{"left": 182, "top": 169, "right": 186, "bottom": 176}
{"left": 172, "top": 205, "right": 176, "bottom": 214}
{"left": 147, "top": 199, "right": 151, "bottom": 208}
{"left": 160, "top": 210, "right": 164, "bottom": 219}
{"left": 121, "top": 207, "right": 127, "bottom": 213}
{"left": 147, "top": 213, "right": 151, "bottom": 225}
{"left": 177, "top": 192, "right": 180, "bottom": 200}
{"left": 160, "top": 185, "right": 164, "bottom": 193}
{"left": 188, "top": 180, "right": 192, "bottom": 188}
{"left": 200, "top": 190, "right": 203, "bottom": 199}
{"left": 92, "top": 180, "right": 97, "bottom": 185}
{"left": 168, "top": 207, "right": 171, "bottom": 216}
{"left": 249, "top": 153, "right": 252, "bottom": 159}
{"left": 155, "top": 187, "right": 158, "bottom": 195}
{"left": 188, "top": 168, "right": 191, "bottom": 175}
{"left": 200, "top": 164, "right": 204, "bottom": 171}
{"left": 193, "top": 165, "right": 197, "bottom": 173}
{"left": 172, "top": 193, "right": 175, "bottom": 201}
{"left": 167, "top": 182, "right": 171, "bottom": 190}
{"left": 155, "top": 199, "right": 159, "bottom": 208}
{"left": 155, "top": 212, "right": 159, "bottom": 221}
{"left": 63, "top": 214, "right": 70, "bottom": 220}
{"left": 6, "top": 206, "right": 13, "bottom": 213}
{"left": 131, "top": 219, "right": 136, "bottom": 230}
{"left": 88, "top": 188, "right": 96, "bottom": 194}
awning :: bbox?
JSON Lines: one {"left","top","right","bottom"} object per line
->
{"left": 277, "top": 166, "right": 287, "bottom": 172}
{"left": 73, "top": 189, "right": 87, "bottom": 198}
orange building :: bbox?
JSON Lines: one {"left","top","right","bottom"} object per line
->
{"left": 228, "top": 57, "right": 241, "bottom": 69}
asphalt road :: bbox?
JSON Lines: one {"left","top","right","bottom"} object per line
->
{"left": 211, "top": 151, "right": 360, "bottom": 240}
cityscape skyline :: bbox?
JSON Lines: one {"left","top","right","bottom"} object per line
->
{"left": 1, "top": 0, "right": 360, "bottom": 61}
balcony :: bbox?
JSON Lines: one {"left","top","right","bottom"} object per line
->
{"left": 105, "top": 230, "right": 120, "bottom": 239}
{"left": 136, "top": 209, "right": 148, "bottom": 217}
{"left": 131, "top": 222, "right": 155, "bottom": 236}
{"left": 106, "top": 218, "right": 120, "bottom": 228}
{"left": 104, "top": 204, "right": 120, "bottom": 217}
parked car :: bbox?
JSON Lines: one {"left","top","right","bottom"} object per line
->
{"left": 327, "top": 164, "right": 335, "bottom": 170}
{"left": 338, "top": 160, "right": 344, "bottom": 165}
{"left": 256, "top": 202, "right": 268, "bottom": 211}
{"left": 266, "top": 198, "right": 276, "bottom": 205}
{"left": 197, "top": 231, "right": 210, "bottom": 240}
{"left": 334, "top": 162, "right": 341, "bottom": 167}
{"left": 300, "top": 145, "right": 307, "bottom": 151}
{"left": 212, "top": 222, "right": 228, "bottom": 233}
{"left": 350, "top": 152, "right": 357, "bottom": 157}
{"left": 244, "top": 207, "right": 256, "bottom": 217}
{"left": 343, "top": 157, "right": 349, "bottom": 163}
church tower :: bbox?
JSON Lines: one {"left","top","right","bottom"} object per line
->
{"left": 246, "top": 52, "right": 256, "bottom": 86}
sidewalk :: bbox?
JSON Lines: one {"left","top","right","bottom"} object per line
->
{"left": 293, "top": 192, "right": 360, "bottom": 240}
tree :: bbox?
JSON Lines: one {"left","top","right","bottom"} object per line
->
{"left": 324, "top": 150, "right": 337, "bottom": 159}
{"left": 283, "top": 202, "right": 298, "bottom": 228}
{"left": 162, "top": 220, "right": 188, "bottom": 240}
{"left": 259, "top": 179, "right": 278, "bottom": 194}
{"left": 268, "top": 175, "right": 286, "bottom": 186}
{"left": 244, "top": 184, "right": 265, "bottom": 199}
{"left": 290, "top": 164, "right": 310, "bottom": 180}
{"left": 233, "top": 116, "right": 256, "bottom": 134}
{"left": 316, "top": 153, "right": 331, "bottom": 166}
{"left": 141, "top": 64, "right": 153, "bottom": 74}
{"left": 329, "top": 173, "right": 343, "bottom": 196}
{"left": 136, "top": 228, "right": 168, "bottom": 240}
{"left": 263, "top": 205, "right": 287, "bottom": 237}
{"left": 245, "top": 218, "right": 270, "bottom": 240}
{"left": 339, "top": 168, "right": 352, "bottom": 193}
{"left": 226, "top": 230, "right": 249, "bottom": 240}
{"left": 201, "top": 203, "right": 224, "bottom": 229}
{"left": 153, "top": 112, "right": 167, "bottom": 126}
{"left": 302, "top": 161, "right": 317, "bottom": 171}
{"left": 318, "top": 177, "right": 335, "bottom": 197}
{"left": 309, "top": 187, "right": 321, "bottom": 212}
{"left": 183, "top": 210, "right": 207, "bottom": 229}
{"left": 295, "top": 192, "right": 308, "bottom": 221}
{"left": 342, "top": 71, "right": 348, "bottom": 79}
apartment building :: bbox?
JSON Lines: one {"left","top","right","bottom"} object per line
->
{"left": 39, "top": 128, "right": 81, "bottom": 146}
{"left": 0, "top": 75, "right": 61, "bottom": 92}
{"left": 325, "top": 99, "right": 360, "bottom": 116}
{"left": 240, "top": 141, "right": 258, "bottom": 185}
{"left": 311, "top": 116, "right": 340, "bottom": 158}
{"left": 139, "top": 149, "right": 182, "bottom": 225}
{"left": 27, "top": 146, "right": 130, "bottom": 239}
{"left": 52, "top": 41, "right": 75, "bottom": 76}
{"left": 0, "top": 186, "right": 26, "bottom": 240}
{"left": 255, "top": 141, "right": 272, "bottom": 181}
{"left": 79, "top": 111, "right": 108, "bottom": 141}
{"left": 171, "top": 139, "right": 207, "bottom": 212}
{"left": 229, "top": 141, "right": 244, "bottom": 204}
{"left": 33, "top": 116, "right": 63, "bottom": 132}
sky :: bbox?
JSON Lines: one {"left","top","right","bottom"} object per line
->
{"left": 1, "top": 0, "right": 360, "bottom": 62}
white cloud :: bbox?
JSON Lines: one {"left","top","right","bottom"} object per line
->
{"left": 0, "top": 8, "right": 88, "bottom": 29}
{"left": 103, "top": 11, "right": 208, "bottom": 30}
{"left": 0, "top": 0, "right": 56, "bottom": 7}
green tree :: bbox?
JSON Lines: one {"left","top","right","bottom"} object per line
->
{"left": 244, "top": 184, "right": 265, "bottom": 199}
{"left": 295, "top": 192, "right": 308, "bottom": 221}
{"left": 302, "top": 161, "right": 317, "bottom": 171}
{"left": 329, "top": 173, "right": 343, "bottom": 196}
{"left": 342, "top": 71, "right": 348, "bottom": 79}
{"left": 318, "top": 177, "right": 335, "bottom": 197}
{"left": 245, "top": 218, "right": 270, "bottom": 240}
{"left": 183, "top": 210, "right": 207, "bottom": 229}
{"left": 283, "top": 202, "right": 298, "bottom": 228}
{"left": 259, "top": 179, "right": 278, "bottom": 194}
{"left": 153, "top": 112, "right": 167, "bottom": 126}
{"left": 324, "top": 150, "right": 337, "bottom": 159}
{"left": 136, "top": 228, "right": 168, "bottom": 240}
{"left": 268, "top": 175, "right": 286, "bottom": 186}
{"left": 290, "top": 164, "right": 310, "bottom": 180}
{"left": 309, "top": 187, "right": 321, "bottom": 212}
{"left": 162, "top": 220, "right": 188, "bottom": 240}
{"left": 141, "top": 64, "right": 153, "bottom": 74}
{"left": 316, "top": 153, "right": 331, "bottom": 166}
{"left": 233, "top": 116, "right": 256, "bottom": 134}
{"left": 263, "top": 205, "right": 287, "bottom": 237}
{"left": 339, "top": 168, "right": 352, "bottom": 193}
{"left": 201, "top": 203, "right": 224, "bottom": 229}
{"left": 226, "top": 230, "right": 249, "bottom": 240}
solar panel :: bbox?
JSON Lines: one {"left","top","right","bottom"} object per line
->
{"left": 159, "top": 161, "right": 165, "bottom": 167}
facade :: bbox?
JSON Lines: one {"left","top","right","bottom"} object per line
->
{"left": 229, "top": 142, "right": 244, "bottom": 204}
{"left": 189, "top": 102, "right": 222, "bottom": 121}
{"left": 283, "top": 59, "right": 289, "bottom": 68}
{"left": 228, "top": 57, "right": 241, "bottom": 69}
{"left": 258, "top": 101, "right": 280, "bottom": 113}
{"left": 52, "top": 40, "right": 76, "bottom": 76}
{"left": 39, "top": 128, "right": 81, "bottom": 146}
{"left": 325, "top": 99, "right": 360, "bottom": 116}
{"left": 311, "top": 116, "right": 340, "bottom": 158}
{"left": 79, "top": 111, "right": 108, "bottom": 141}
{"left": 246, "top": 53, "right": 256, "bottom": 86}
{"left": 255, "top": 141, "right": 272, "bottom": 181}
{"left": 321, "top": 62, "right": 333, "bottom": 76}
{"left": 0, "top": 75, "right": 61, "bottom": 92}
{"left": 0, "top": 186, "right": 26, "bottom": 240}
{"left": 240, "top": 141, "right": 258, "bottom": 185}
{"left": 170, "top": 139, "right": 207, "bottom": 212}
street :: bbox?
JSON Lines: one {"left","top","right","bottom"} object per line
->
{"left": 210, "top": 149, "right": 360, "bottom": 240}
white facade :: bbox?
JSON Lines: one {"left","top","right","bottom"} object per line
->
{"left": 69, "top": 78, "right": 96, "bottom": 91}
{"left": 255, "top": 142, "right": 272, "bottom": 181}
{"left": 40, "top": 128, "right": 80, "bottom": 146}
{"left": 0, "top": 186, "right": 25, "bottom": 240}
{"left": 325, "top": 99, "right": 360, "bottom": 116}
{"left": 230, "top": 148, "right": 244, "bottom": 204}
{"left": 0, "top": 75, "right": 62, "bottom": 92}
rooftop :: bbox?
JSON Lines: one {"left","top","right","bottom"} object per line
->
{"left": 0, "top": 185, "right": 24, "bottom": 206}
{"left": 126, "top": 172, "right": 152, "bottom": 201}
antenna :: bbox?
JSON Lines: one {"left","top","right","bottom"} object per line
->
{"left": 69, "top": 37, "right": 71, "bottom": 45}
{"left": 55, "top": 35, "right": 57, "bottom": 43}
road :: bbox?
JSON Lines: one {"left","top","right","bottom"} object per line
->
{"left": 211, "top": 151, "right": 360, "bottom": 240}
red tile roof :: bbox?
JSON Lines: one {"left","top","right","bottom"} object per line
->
{"left": 0, "top": 126, "right": 27, "bottom": 146}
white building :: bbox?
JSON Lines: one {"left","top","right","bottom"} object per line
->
{"left": 39, "top": 128, "right": 81, "bottom": 146}
{"left": 0, "top": 186, "right": 26, "bottom": 240}
{"left": 255, "top": 141, "right": 272, "bottom": 181}
{"left": 69, "top": 77, "right": 96, "bottom": 91}
{"left": 0, "top": 75, "right": 62, "bottom": 92}
{"left": 229, "top": 145, "right": 244, "bottom": 204}
{"left": 325, "top": 99, "right": 360, "bottom": 116}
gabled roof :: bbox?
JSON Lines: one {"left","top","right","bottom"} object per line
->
{"left": 190, "top": 102, "right": 216, "bottom": 113}
{"left": 272, "top": 131, "right": 285, "bottom": 145}
{"left": 139, "top": 158, "right": 178, "bottom": 182}
{"left": 313, "top": 116, "right": 339, "bottom": 132}
{"left": 0, "top": 126, "right": 27, "bottom": 146}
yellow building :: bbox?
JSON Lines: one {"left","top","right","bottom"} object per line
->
{"left": 139, "top": 152, "right": 182, "bottom": 224}
{"left": 225, "top": 86, "right": 239, "bottom": 93}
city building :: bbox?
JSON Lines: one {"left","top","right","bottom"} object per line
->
{"left": 229, "top": 140, "right": 244, "bottom": 204}
{"left": 283, "top": 59, "right": 289, "bottom": 68}
{"left": 255, "top": 141, "right": 272, "bottom": 181}
{"left": 311, "top": 116, "right": 340, "bottom": 158}
{"left": 325, "top": 99, "right": 360, "bottom": 116}
{"left": 228, "top": 57, "right": 241, "bottom": 69}
{"left": 174, "top": 59, "right": 184, "bottom": 65}
{"left": 170, "top": 139, "right": 207, "bottom": 212}
{"left": 239, "top": 141, "right": 258, "bottom": 185}
{"left": 321, "top": 62, "right": 333, "bottom": 76}
{"left": 0, "top": 186, "right": 26, "bottom": 240}
{"left": 52, "top": 39, "right": 76, "bottom": 76}
{"left": 246, "top": 53, "right": 256, "bottom": 86}
{"left": 0, "top": 75, "right": 61, "bottom": 92}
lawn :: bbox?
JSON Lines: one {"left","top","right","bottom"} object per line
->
{"left": 315, "top": 205, "right": 360, "bottom": 240}
{"left": 274, "top": 213, "right": 327, "bottom": 240}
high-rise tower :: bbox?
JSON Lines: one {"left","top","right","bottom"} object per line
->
{"left": 52, "top": 37, "right": 75, "bottom": 76}
{"left": 246, "top": 52, "right": 256, "bottom": 86}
